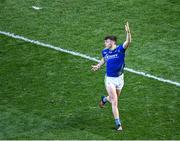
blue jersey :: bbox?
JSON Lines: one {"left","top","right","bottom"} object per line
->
{"left": 102, "top": 44, "right": 125, "bottom": 77}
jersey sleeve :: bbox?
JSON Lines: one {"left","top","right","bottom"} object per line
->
{"left": 102, "top": 49, "right": 106, "bottom": 58}
{"left": 117, "top": 44, "right": 125, "bottom": 53}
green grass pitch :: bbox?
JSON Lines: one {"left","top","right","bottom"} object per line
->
{"left": 0, "top": 0, "right": 180, "bottom": 139}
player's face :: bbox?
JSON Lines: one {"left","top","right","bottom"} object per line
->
{"left": 104, "top": 39, "right": 112, "bottom": 48}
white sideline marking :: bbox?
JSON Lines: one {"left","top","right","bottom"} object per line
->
{"left": 0, "top": 31, "right": 180, "bottom": 87}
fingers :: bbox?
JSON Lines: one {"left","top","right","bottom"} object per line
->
{"left": 125, "top": 25, "right": 128, "bottom": 32}
{"left": 91, "top": 65, "right": 94, "bottom": 71}
{"left": 125, "top": 22, "right": 130, "bottom": 33}
{"left": 91, "top": 65, "right": 98, "bottom": 71}
{"left": 126, "top": 21, "right": 129, "bottom": 28}
{"left": 91, "top": 68, "right": 97, "bottom": 71}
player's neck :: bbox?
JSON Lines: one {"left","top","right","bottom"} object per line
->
{"left": 109, "top": 44, "right": 117, "bottom": 50}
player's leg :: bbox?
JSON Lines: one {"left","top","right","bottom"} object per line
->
{"left": 106, "top": 83, "right": 119, "bottom": 118}
{"left": 99, "top": 76, "right": 123, "bottom": 107}
{"left": 116, "top": 89, "right": 121, "bottom": 97}
{"left": 106, "top": 83, "right": 122, "bottom": 130}
{"left": 99, "top": 76, "right": 110, "bottom": 107}
{"left": 104, "top": 89, "right": 121, "bottom": 102}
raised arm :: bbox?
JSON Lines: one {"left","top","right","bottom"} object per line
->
{"left": 91, "top": 58, "right": 105, "bottom": 71}
{"left": 123, "top": 22, "right": 132, "bottom": 49}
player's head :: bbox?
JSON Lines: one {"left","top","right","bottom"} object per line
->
{"left": 104, "top": 35, "right": 117, "bottom": 48}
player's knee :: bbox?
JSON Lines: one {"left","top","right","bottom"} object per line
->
{"left": 111, "top": 98, "right": 118, "bottom": 107}
{"left": 109, "top": 95, "right": 113, "bottom": 102}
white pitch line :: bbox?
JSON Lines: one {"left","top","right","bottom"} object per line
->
{"left": 0, "top": 30, "right": 180, "bottom": 87}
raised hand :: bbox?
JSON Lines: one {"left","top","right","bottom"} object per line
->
{"left": 125, "top": 22, "right": 130, "bottom": 33}
{"left": 123, "top": 21, "right": 132, "bottom": 49}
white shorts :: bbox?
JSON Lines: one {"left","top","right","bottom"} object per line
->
{"left": 105, "top": 74, "right": 124, "bottom": 90}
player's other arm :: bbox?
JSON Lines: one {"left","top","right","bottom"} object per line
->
{"left": 123, "top": 22, "right": 132, "bottom": 49}
{"left": 91, "top": 58, "right": 105, "bottom": 71}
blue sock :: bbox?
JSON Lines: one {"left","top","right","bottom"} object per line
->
{"left": 102, "top": 96, "right": 107, "bottom": 103}
{"left": 115, "top": 118, "right": 121, "bottom": 126}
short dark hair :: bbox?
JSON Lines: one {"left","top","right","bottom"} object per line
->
{"left": 104, "top": 35, "right": 117, "bottom": 42}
